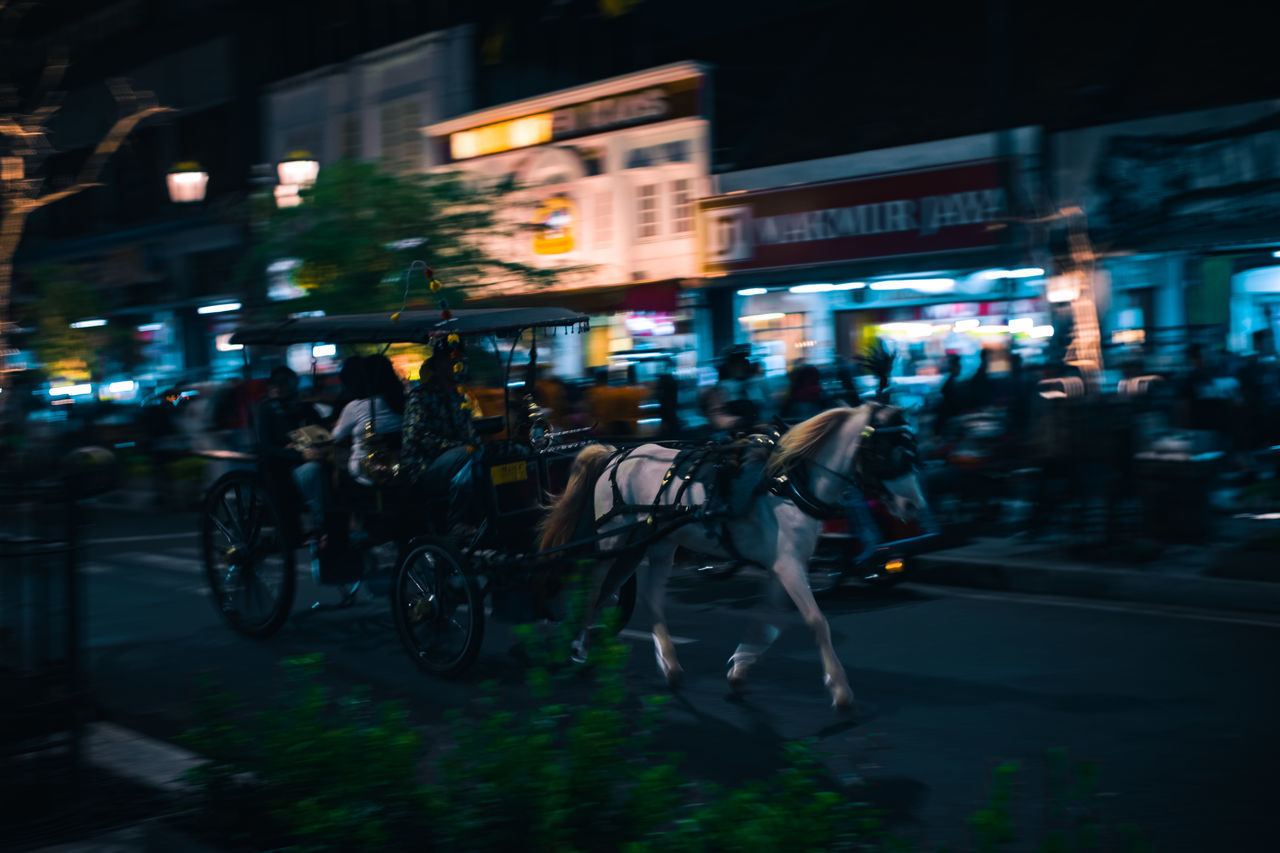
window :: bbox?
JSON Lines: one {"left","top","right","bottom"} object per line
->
{"left": 340, "top": 114, "right": 361, "bottom": 161}
{"left": 595, "top": 190, "right": 613, "bottom": 249}
{"left": 671, "top": 178, "right": 692, "bottom": 234}
{"left": 637, "top": 183, "right": 659, "bottom": 239}
{"left": 380, "top": 99, "right": 421, "bottom": 174}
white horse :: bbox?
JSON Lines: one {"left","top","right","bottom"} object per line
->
{"left": 540, "top": 405, "right": 928, "bottom": 712}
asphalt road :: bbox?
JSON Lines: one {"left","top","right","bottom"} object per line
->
{"left": 80, "top": 504, "right": 1280, "bottom": 852}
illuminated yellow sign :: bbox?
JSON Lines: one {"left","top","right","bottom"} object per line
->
{"left": 533, "top": 197, "right": 576, "bottom": 255}
{"left": 450, "top": 113, "right": 554, "bottom": 160}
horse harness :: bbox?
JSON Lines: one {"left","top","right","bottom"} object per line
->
{"left": 589, "top": 405, "right": 919, "bottom": 567}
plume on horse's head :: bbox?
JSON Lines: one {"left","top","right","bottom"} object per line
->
{"left": 766, "top": 407, "right": 857, "bottom": 475}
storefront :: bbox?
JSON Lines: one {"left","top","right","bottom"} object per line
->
{"left": 695, "top": 128, "right": 1051, "bottom": 378}
{"left": 1052, "top": 99, "right": 1280, "bottom": 362}
{"left": 424, "top": 62, "right": 713, "bottom": 381}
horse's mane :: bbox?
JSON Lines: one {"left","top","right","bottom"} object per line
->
{"left": 766, "top": 407, "right": 857, "bottom": 475}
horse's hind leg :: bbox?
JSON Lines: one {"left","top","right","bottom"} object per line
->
{"left": 640, "top": 541, "right": 681, "bottom": 688}
{"left": 571, "top": 536, "right": 641, "bottom": 663}
{"left": 771, "top": 556, "right": 855, "bottom": 713}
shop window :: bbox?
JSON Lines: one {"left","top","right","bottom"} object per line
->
{"left": 380, "top": 99, "right": 421, "bottom": 174}
{"left": 636, "top": 183, "right": 659, "bottom": 239}
{"left": 339, "top": 114, "right": 361, "bottom": 161}
{"left": 671, "top": 178, "right": 692, "bottom": 234}
{"left": 595, "top": 190, "right": 613, "bottom": 249}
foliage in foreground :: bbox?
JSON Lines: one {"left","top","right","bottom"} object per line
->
{"left": 179, "top": 612, "right": 1152, "bottom": 852}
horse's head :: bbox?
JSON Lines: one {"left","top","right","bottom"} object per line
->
{"left": 852, "top": 404, "right": 927, "bottom": 524}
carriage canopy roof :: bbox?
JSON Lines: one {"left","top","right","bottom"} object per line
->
{"left": 230, "top": 308, "right": 589, "bottom": 346}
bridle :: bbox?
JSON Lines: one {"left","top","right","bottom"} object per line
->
{"left": 768, "top": 403, "right": 920, "bottom": 519}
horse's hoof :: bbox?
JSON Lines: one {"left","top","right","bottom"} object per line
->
{"left": 831, "top": 690, "right": 856, "bottom": 714}
{"left": 727, "top": 664, "right": 749, "bottom": 693}
{"left": 570, "top": 640, "right": 589, "bottom": 665}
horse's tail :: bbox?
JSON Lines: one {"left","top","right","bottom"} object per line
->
{"left": 539, "top": 443, "right": 617, "bottom": 551}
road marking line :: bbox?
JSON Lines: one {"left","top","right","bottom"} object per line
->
{"left": 927, "top": 587, "right": 1280, "bottom": 628}
{"left": 619, "top": 628, "right": 697, "bottom": 645}
{"left": 87, "top": 532, "right": 198, "bottom": 545}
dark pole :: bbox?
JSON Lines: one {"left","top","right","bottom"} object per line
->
{"left": 988, "top": 0, "right": 1016, "bottom": 267}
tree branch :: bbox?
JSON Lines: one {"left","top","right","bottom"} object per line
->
{"left": 76, "top": 104, "right": 172, "bottom": 186}
{"left": 25, "top": 181, "right": 103, "bottom": 211}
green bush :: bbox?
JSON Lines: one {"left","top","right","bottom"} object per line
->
{"left": 176, "top": 570, "right": 1151, "bottom": 852}
{"left": 169, "top": 456, "right": 209, "bottom": 483}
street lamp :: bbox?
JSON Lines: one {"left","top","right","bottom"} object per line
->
{"left": 275, "top": 151, "right": 319, "bottom": 209}
{"left": 277, "top": 151, "right": 319, "bottom": 187}
{"left": 166, "top": 162, "right": 208, "bottom": 203}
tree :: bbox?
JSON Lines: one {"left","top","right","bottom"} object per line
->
{"left": 244, "top": 159, "right": 575, "bottom": 318}
{"left": 0, "top": 0, "right": 170, "bottom": 382}
{"left": 23, "top": 264, "right": 138, "bottom": 382}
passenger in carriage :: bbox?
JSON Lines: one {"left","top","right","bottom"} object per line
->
{"left": 402, "top": 342, "right": 480, "bottom": 530}
{"left": 332, "top": 354, "right": 405, "bottom": 486}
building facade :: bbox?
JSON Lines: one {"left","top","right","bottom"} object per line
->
{"left": 1050, "top": 99, "right": 1280, "bottom": 366}
{"left": 423, "top": 61, "right": 713, "bottom": 380}
{"left": 695, "top": 128, "right": 1051, "bottom": 382}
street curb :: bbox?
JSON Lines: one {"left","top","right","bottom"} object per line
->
{"left": 911, "top": 552, "right": 1280, "bottom": 616}
{"left": 85, "top": 722, "right": 202, "bottom": 794}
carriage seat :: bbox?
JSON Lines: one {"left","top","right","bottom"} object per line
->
{"left": 473, "top": 415, "right": 506, "bottom": 437}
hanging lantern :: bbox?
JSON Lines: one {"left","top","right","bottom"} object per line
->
{"left": 166, "top": 162, "right": 209, "bottom": 203}
{"left": 277, "top": 151, "right": 319, "bottom": 188}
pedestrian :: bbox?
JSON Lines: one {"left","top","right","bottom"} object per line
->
{"left": 779, "top": 364, "right": 835, "bottom": 421}
{"left": 934, "top": 353, "right": 964, "bottom": 439}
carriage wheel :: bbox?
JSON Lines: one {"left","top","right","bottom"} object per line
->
{"left": 202, "top": 472, "right": 296, "bottom": 638}
{"left": 393, "top": 539, "right": 484, "bottom": 678}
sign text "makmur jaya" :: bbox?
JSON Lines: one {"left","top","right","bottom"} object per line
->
{"left": 755, "top": 188, "right": 1005, "bottom": 244}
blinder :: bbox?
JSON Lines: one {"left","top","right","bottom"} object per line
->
{"left": 856, "top": 422, "right": 919, "bottom": 483}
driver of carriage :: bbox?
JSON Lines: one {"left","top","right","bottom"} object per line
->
{"left": 255, "top": 366, "right": 325, "bottom": 532}
{"left": 401, "top": 340, "right": 479, "bottom": 529}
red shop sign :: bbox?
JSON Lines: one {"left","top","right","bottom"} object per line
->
{"left": 699, "top": 161, "right": 1004, "bottom": 274}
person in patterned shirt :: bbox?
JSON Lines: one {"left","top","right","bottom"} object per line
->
{"left": 402, "top": 344, "right": 479, "bottom": 528}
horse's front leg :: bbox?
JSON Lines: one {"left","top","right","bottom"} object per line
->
{"left": 727, "top": 574, "right": 786, "bottom": 692}
{"left": 772, "top": 555, "right": 855, "bottom": 713}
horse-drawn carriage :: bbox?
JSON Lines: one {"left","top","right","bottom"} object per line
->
{"left": 199, "top": 304, "right": 940, "bottom": 709}
{"left": 198, "top": 307, "right": 636, "bottom": 675}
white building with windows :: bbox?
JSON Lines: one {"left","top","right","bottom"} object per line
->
{"left": 262, "top": 27, "right": 474, "bottom": 177}
{"left": 424, "top": 62, "right": 714, "bottom": 375}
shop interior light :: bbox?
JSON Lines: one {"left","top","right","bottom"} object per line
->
{"left": 274, "top": 184, "right": 302, "bottom": 208}
{"left": 1272, "top": 251, "right": 1280, "bottom": 258}
{"left": 70, "top": 318, "right": 107, "bottom": 329}
{"left": 166, "top": 162, "right": 208, "bottom": 204}
{"left": 739, "top": 312, "right": 785, "bottom": 323}
{"left": 198, "top": 302, "right": 241, "bottom": 314}
{"left": 971, "top": 324, "right": 1010, "bottom": 335}
{"left": 215, "top": 334, "right": 242, "bottom": 352}
{"left": 312, "top": 344, "right": 337, "bottom": 358}
{"left": 1008, "top": 317, "right": 1035, "bottom": 334}
{"left": 736, "top": 288, "right": 768, "bottom": 296}
{"left": 879, "top": 322, "right": 939, "bottom": 337}
{"left": 107, "top": 380, "right": 136, "bottom": 393}
{"left": 1030, "top": 326, "right": 1055, "bottom": 338}
{"left": 831, "top": 282, "right": 866, "bottom": 290}
{"left": 136, "top": 323, "right": 163, "bottom": 332}
{"left": 953, "top": 318, "right": 981, "bottom": 332}
{"left": 869, "top": 278, "right": 955, "bottom": 293}
{"left": 49, "top": 383, "right": 93, "bottom": 397}
{"left": 974, "top": 267, "right": 1045, "bottom": 280}
{"left": 789, "top": 283, "right": 834, "bottom": 293}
